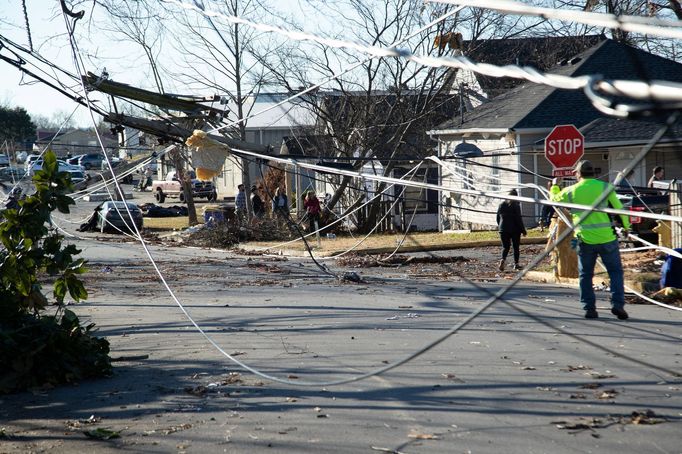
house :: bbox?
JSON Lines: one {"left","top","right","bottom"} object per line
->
{"left": 34, "top": 128, "right": 119, "bottom": 158}
{"left": 213, "top": 93, "right": 316, "bottom": 200}
{"left": 289, "top": 90, "right": 454, "bottom": 231}
{"left": 429, "top": 38, "right": 682, "bottom": 231}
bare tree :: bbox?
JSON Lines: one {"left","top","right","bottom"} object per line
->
{"left": 259, "top": 0, "right": 521, "bottom": 230}
{"left": 165, "top": 0, "right": 284, "bottom": 220}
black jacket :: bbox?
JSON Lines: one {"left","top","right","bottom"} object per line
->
{"left": 496, "top": 201, "right": 526, "bottom": 235}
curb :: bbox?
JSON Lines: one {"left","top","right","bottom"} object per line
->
{"left": 524, "top": 270, "right": 648, "bottom": 292}
{"left": 239, "top": 236, "right": 549, "bottom": 258}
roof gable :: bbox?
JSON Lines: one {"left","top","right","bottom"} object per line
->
{"left": 434, "top": 39, "right": 682, "bottom": 133}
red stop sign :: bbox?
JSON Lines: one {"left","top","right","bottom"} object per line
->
{"left": 544, "top": 125, "right": 584, "bottom": 171}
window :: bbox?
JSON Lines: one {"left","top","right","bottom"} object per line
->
{"left": 394, "top": 167, "right": 438, "bottom": 214}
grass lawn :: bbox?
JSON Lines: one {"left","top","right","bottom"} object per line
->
{"left": 249, "top": 228, "right": 548, "bottom": 253}
{"left": 144, "top": 217, "right": 197, "bottom": 231}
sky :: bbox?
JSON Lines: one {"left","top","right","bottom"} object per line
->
{"left": 0, "top": 0, "right": 307, "bottom": 128}
{"left": 0, "top": 0, "right": 99, "bottom": 126}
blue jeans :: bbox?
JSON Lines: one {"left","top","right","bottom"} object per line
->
{"left": 576, "top": 239, "right": 625, "bottom": 311}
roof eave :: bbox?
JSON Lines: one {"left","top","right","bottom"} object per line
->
{"left": 428, "top": 127, "right": 511, "bottom": 136}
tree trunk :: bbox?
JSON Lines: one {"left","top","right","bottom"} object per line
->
{"left": 171, "top": 149, "right": 198, "bottom": 225}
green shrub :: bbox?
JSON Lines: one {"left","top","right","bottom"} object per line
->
{"left": 0, "top": 151, "right": 111, "bottom": 394}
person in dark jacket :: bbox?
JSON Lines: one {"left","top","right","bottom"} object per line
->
{"left": 496, "top": 189, "right": 527, "bottom": 271}
{"left": 250, "top": 185, "right": 265, "bottom": 218}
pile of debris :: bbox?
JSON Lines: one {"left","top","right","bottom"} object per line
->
{"left": 338, "top": 253, "right": 470, "bottom": 268}
{"left": 182, "top": 218, "right": 296, "bottom": 249}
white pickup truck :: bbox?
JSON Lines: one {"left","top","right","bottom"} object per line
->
{"left": 152, "top": 170, "right": 217, "bottom": 203}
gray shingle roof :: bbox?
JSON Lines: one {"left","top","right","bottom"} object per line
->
{"left": 434, "top": 39, "right": 682, "bottom": 133}
{"left": 581, "top": 117, "right": 682, "bottom": 144}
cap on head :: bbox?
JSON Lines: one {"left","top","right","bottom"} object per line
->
{"left": 576, "top": 160, "right": 594, "bottom": 177}
{"left": 238, "top": 183, "right": 244, "bottom": 190}
{"left": 509, "top": 189, "right": 518, "bottom": 196}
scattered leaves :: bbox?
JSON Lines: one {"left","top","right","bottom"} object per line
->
{"left": 628, "top": 410, "right": 666, "bottom": 425}
{"left": 164, "top": 423, "right": 192, "bottom": 435}
{"left": 597, "top": 389, "right": 619, "bottom": 400}
{"left": 184, "top": 385, "right": 207, "bottom": 396}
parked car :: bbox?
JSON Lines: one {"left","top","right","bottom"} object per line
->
{"left": 15, "top": 151, "right": 28, "bottom": 163}
{"left": 66, "top": 170, "right": 88, "bottom": 186}
{"left": 0, "top": 166, "right": 26, "bottom": 181}
{"left": 67, "top": 154, "right": 85, "bottom": 165}
{"left": 0, "top": 154, "right": 10, "bottom": 167}
{"left": 97, "top": 201, "right": 144, "bottom": 233}
{"left": 152, "top": 170, "right": 217, "bottom": 203}
{"left": 77, "top": 153, "right": 105, "bottom": 170}
{"left": 29, "top": 159, "right": 86, "bottom": 175}
{"left": 618, "top": 191, "right": 669, "bottom": 245}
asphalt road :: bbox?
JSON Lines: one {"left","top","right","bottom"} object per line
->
{"left": 1, "top": 194, "right": 681, "bottom": 454}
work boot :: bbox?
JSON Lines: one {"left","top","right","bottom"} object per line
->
{"left": 611, "top": 308, "right": 629, "bottom": 320}
{"left": 513, "top": 263, "right": 521, "bottom": 271}
{"left": 498, "top": 259, "right": 506, "bottom": 271}
{"left": 584, "top": 309, "right": 599, "bottom": 319}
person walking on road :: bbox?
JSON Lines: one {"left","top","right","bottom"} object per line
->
{"left": 550, "top": 160, "right": 631, "bottom": 320}
{"left": 496, "top": 189, "right": 526, "bottom": 271}
{"left": 235, "top": 184, "right": 247, "bottom": 222}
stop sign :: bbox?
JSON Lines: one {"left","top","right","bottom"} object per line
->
{"left": 544, "top": 125, "right": 584, "bottom": 175}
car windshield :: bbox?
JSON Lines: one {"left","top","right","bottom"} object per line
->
{"left": 106, "top": 202, "right": 139, "bottom": 210}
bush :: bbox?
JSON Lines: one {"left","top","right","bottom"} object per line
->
{"left": 0, "top": 151, "right": 111, "bottom": 394}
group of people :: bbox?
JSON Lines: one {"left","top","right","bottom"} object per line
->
{"left": 234, "top": 183, "right": 322, "bottom": 232}
{"left": 497, "top": 159, "right": 637, "bottom": 321}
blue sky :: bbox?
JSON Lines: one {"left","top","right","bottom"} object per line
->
{"left": 0, "top": 0, "right": 308, "bottom": 127}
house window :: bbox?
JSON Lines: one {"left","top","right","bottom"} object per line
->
{"left": 394, "top": 167, "right": 438, "bottom": 214}
{"left": 491, "top": 154, "right": 500, "bottom": 191}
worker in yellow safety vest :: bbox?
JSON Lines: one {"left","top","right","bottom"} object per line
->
{"left": 550, "top": 160, "right": 631, "bottom": 320}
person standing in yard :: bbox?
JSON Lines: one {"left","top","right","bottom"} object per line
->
{"left": 551, "top": 160, "right": 631, "bottom": 320}
{"left": 304, "top": 191, "right": 321, "bottom": 233}
{"left": 235, "top": 184, "right": 247, "bottom": 221}
{"left": 272, "top": 187, "right": 289, "bottom": 221}
{"left": 647, "top": 166, "right": 665, "bottom": 194}
{"left": 250, "top": 185, "right": 265, "bottom": 219}
{"left": 496, "top": 189, "right": 527, "bottom": 271}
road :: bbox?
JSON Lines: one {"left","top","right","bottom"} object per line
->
{"left": 1, "top": 194, "right": 681, "bottom": 454}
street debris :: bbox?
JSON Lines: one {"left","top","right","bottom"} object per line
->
{"left": 83, "top": 428, "right": 120, "bottom": 440}
{"left": 66, "top": 415, "right": 101, "bottom": 429}
{"left": 385, "top": 313, "right": 420, "bottom": 320}
{"left": 340, "top": 271, "right": 363, "bottom": 283}
{"left": 371, "top": 447, "right": 409, "bottom": 454}
{"left": 337, "top": 253, "right": 469, "bottom": 268}
{"left": 552, "top": 410, "right": 667, "bottom": 435}
{"left": 597, "top": 389, "right": 619, "bottom": 399}
{"left": 652, "top": 287, "right": 682, "bottom": 307}
{"left": 628, "top": 409, "right": 666, "bottom": 424}
{"left": 164, "top": 423, "right": 192, "bottom": 435}
{"left": 441, "top": 373, "right": 465, "bottom": 383}
{"left": 407, "top": 430, "right": 439, "bottom": 440}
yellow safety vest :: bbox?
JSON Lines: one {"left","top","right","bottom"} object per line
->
{"left": 550, "top": 178, "right": 630, "bottom": 245}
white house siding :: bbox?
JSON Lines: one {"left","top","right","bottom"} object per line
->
{"left": 440, "top": 136, "right": 519, "bottom": 230}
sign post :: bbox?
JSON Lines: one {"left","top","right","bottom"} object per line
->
{"left": 544, "top": 125, "right": 584, "bottom": 177}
